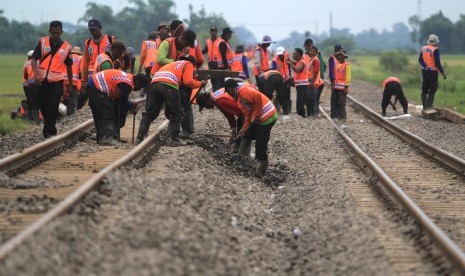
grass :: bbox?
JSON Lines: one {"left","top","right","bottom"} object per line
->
{"left": 351, "top": 54, "right": 465, "bottom": 113}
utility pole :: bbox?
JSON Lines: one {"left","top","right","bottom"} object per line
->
{"left": 330, "top": 11, "right": 333, "bottom": 38}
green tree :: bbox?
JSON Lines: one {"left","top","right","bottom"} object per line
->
{"left": 419, "top": 11, "right": 453, "bottom": 53}
{"left": 451, "top": 14, "right": 465, "bottom": 53}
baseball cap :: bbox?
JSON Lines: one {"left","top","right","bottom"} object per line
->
{"left": 222, "top": 27, "right": 234, "bottom": 35}
{"left": 88, "top": 19, "right": 102, "bottom": 30}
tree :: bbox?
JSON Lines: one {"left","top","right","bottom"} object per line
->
{"left": 419, "top": 11, "right": 454, "bottom": 53}
{"left": 408, "top": 15, "right": 421, "bottom": 46}
{"left": 451, "top": 15, "right": 465, "bottom": 53}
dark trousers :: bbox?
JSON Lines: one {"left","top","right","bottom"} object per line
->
{"left": 113, "top": 99, "right": 129, "bottom": 140}
{"left": 87, "top": 85, "right": 115, "bottom": 143}
{"left": 307, "top": 86, "right": 318, "bottom": 116}
{"left": 137, "top": 83, "right": 183, "bottom": 141}
{"left": 317, "top": 85, "right": 324, "bottom": 103}
{"left": 209, "top": 63, "right": 225, "bottom": 92}
{"left": 23, "top": 86, "right": 32, "bottom": 119}
{"left": 296, "top": 85, "right": 309, "bottom": 117}
{"left": 330, "top": 89, "right": 348, "bottom": 119}
{"left": 179, "top": 86, "right": 194, "bottom": 134}
{"left": 255, "top": 75, "right": 265, "bottom": 93}
{"left": 244, "top": 120, "right": 276, "bottom": 161}
{"left": 77, "top": 91, "right": 89, "bottom": 110}
{"left": 382, "top": 82, "right": 409, "bottom": 116}
{"left": 284, "top": 82, "right": 292, "bottom": 113}
{"left": 38, "top": 80, "right": 64, "bottom": 138}
{"left": 421, "top": 70, "right": 439, "bottom": 108}
{"left": 263, "top": 74, "right": 289, "bottom": 115}
{"left": 64, "top": 85, "right": 78, "bottom": 115}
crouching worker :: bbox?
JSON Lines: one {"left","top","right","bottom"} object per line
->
{"left": 87, "top": 69, "right": 149, "bottom": 145}
{"left": 136, "top": 56, "right": 208, "bottom": 146}
{"left": 381, "top": 77, "right": 409, "bottom": 117}
{"left": 196, "top": 86, "right": 244, "bottom": 152}
{"left": 223, "top": 79, "right": 278, "bottom": 178}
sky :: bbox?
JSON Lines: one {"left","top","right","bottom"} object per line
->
{"left": 2, "top": 0, "right": 463, "bottom": 41}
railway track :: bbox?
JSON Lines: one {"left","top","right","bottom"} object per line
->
{"left": 0, "top": 96, "right": 170, "bottom": 260}
{"left": 320, "top": 87, "right": 465, "bottom": 273}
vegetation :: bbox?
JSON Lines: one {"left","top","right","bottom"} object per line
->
{"left": 379, "top": 51, "right": 409, "bottom": 72}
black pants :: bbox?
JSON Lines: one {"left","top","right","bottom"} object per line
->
{"left": 137, "top": 83, "right": 183, "bottom": 141}
{"left": 263, "top": 74, "right": 289, "bottom": 115}
{"left": 307, "top": 86, "right": 318, "bottom": 116}
{"left": 382, "top": 82, "right": 409, "bottom": 116}
{"left": 210, "top": 63, "right": 225, "bottom": 92}
{"left": 179, "top": 86, "right": 194, "bottom": 134}
{"left": 330, "top": 89, "right": 348, "bottom": 119}
{"left": 64, "top": 85, "right": 78, "bottom": 115}
{"left": 255, "top": 75, "right": 265, "bottom": 93}
{"left": 296, "top": 85, "right": 309, "bottom": 117}
{"left": 113, "top": 99, "right": 129, "bottom": 140}
{"left": 317, "top": 85, "right": 324, "bottom": 103}
{"left": 87, "top": 85, "right": 115, "bottom": 143}
{"left": 38, "top": 80, "right": 64, "bottom": 138}
{"left": 243, "top": 120, "right": 276, "bottom": 161}
{"left": 421, "top": 70, "right": 438, "bottom": 108}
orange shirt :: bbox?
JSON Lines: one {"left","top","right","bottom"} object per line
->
{"left": 151, "top": 60, "right": 202, "bottom": 89}
{"left": 383, "top": 77, "right": 401, "bottom": 88}
{"left": 236, "top": 84, "right": 277, "bottom": 130}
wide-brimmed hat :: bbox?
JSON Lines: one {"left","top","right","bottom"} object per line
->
{"left": 427, "top": 34, "right": 439, "bottom": 45}
{"left": 335, "top": 49, "right": 348, "bottom": 57}
{"left": 71, "top": 46, "right": 82, "bottom": 55}
{"left": 276, "top": 46, "right": 285, "bottom": 55}
{"left": 258, "top": 35, "right": 276, "bottom": 45}
{"left": 157, "top": 22, "right": 169, "bottom": 31}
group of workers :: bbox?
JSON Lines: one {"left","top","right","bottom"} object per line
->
{"left": 15, "top": 16, "right": 447, "bottom": 177}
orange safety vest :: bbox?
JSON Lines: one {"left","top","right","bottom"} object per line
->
{"left": 184, "top": 40, "right": 204, "bottom": 69}
{"left": 421, "top": 45, "right": 438, "bottom": 71}
{"left": 383, "top": 77, "right": 401, "bottom": 87}
{"left": 230, "top": 53, "right": 246, "bottom": 78}
{"left": 19, "top": 106, "right": 26, "bottom": 117}
{"left": 211, "top": 39, "right": 233, "bottom": 68}
{"left": 272, "top": 53, "right": 290, "bottom": 80}
{"left": 85, "top": 34, "right": 113, "bottom": 76}
{"left": 92, "top": 69, "right": 133, "bottom": 100}
{"left": 212, "top": 88, "right": 242, "bottom": 116}
{"left": 237, "top": 85, "right": 277, "bottom": 125}
{"left": 151, "top": 37, "right": 181, "bottom": 74}
{"left": 64, "top": 53, "right": 82, "bottom": 91}
{"left": 293, "top": 60, "right": 309, "bottom": 86}
{"left": 94, "top": 52, "right": 114, "bottom": 73}
{"left": 151, "top": 60, "right": 201, "bottom": 89}
{"left": 334, "top": 61, "right": 349, "bottom": 91}
{"left": 37, "top": 37, "right": 72, "bottom": 82}
{"left": 205, "top": 37, "right": 216, "bottom": 62}
{"left": 253, "top": 46, "right": 269, "bottom": 76}
{"left": 305, "top": 55, "right": 323, "bottom": 87}
{"left": 23, "top": 60, "right": 36, "bottom": 86}
{"left": 261, "top": 70, "right": 281, "bottom": 80}
{"left": 140, "top": 40, "right": 158, "bottom": 68}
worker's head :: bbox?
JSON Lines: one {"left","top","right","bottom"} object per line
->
{"left": 335, "top": 49, "right": 348, "bottom": 62}
{"left": 258, "top": 35, "right": 275, "bottom": 49}
{"left": 179, "top": 29, "right": 196, "bottom": 48}
{"left": 309, "top": 46, "right": 318, "bottom": 57}
{"left": 110, "top": 40, "right": 127, "bottom": 60}
{"left": 235, "top": 45, "right": 244, "bottom": 54}
{"left": 170, "top": 20, "right": 185, "bottom": 38}
{"left": 148, "top": 32, "right": 158, "bottom": 40}
{"left": 303, "top": 38, "right": 314, "bottom": 51}
{"left": 224, "top": 79, "right": 239, "bottom": 97}
{"left": 179, "top": 55, "right": 197, "bottom": 65}
{"left": 222, "top": 27, "right": 234, "bottom": 40}
{"left": 49, "top": 20, "right": 63, "bottom": 42}
{"left": 276, "top": 47, "right": 285, "bottom": 57}
{"left": 210, "top": 26, "right": 218, "bottom": 38}
{"left": 88, "top": 18, "right": 102, "bottom": 39}
{"left": 292, "top": 48, "right": 304, "bottom": 61}
{"left": 71, "top": 46, "right": 82, "bottom": 55}
{"left": 196, "top": 92, "right": 215, "bottom": 111}
{"left": 133, "top": 73, "right": 151, "bottom": 91}
{"left": 427, "top": 34, "right": 439, "bottom": 46}
{"left": 334, "top": 44, "right": 344, "bottom": 53}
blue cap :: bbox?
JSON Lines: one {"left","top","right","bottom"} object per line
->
{"left": 88, "top": 19, "right": 102, "bottom": 29}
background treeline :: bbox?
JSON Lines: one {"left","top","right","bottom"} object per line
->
{"left": 0, "top": 2, "right": 464, "bottom": 55}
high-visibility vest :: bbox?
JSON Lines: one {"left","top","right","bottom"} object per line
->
{"left": 421, "top": 45, "right": 438, "bottom": 71}
{"left": 253, "top": 46, "right": 269, "bottom": 76}
{"left": 63, "top": 53, "right": 82, "bottom": 91}
{"left": 237, "top": 85, "right": 277, "bottom": 124}
{"left": 305, "top": 55, "right": 323, "bottom": 87}
{"left": 151, "top": 38, "right": 181, "bottom": 74}
{"left": 140, "top": 40, "right": 158, "bottom": 68}
{"left": 94, "top": 52, "right": 114, "bottom": 73}
{"left": 211, "top": 88, "right": 242, "bottom": 116}
{"left": 37, "top": 37, "right": 71, "bottom": 82}
{"left": 184, "top": 40, "right": 204, "bottom": 69}
{"left": 205, "top": 37, "right": 217, "bottom": 62}
{"left": 334, "top": 61, "right": 349, "bottom": 91}
{"left": 383, "top": 77, "right": 401, "bottom": 88}
{"left": 151, "top": 60, "right": 201, "bottom": 89}
{"left": 23, "top": 60, "right": 36, "bottom": 86}
{"left": 230, "top": 53, "right": 246, "bottom": 78}
{"left": 85, "top": 34, "right": 113, "bottom": 75}
{"left": 272, "top": 53, "right": 290, "bottom": 80}
{"left": 261, "top": 70, "right": 281, "bottom": 80}
{"left": 92, "top": 69, "right": 133, "bottom": 100}
{"left": 293, "top": 60, "right": 309, "bottom": 86}
{"left": 211, "top": 38, "right": 233, "bottom": 68}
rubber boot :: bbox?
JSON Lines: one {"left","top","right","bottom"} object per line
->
{"left": 237, "top": 139, "right": 252, "bottom": 159}
{"left": 255, "top": 159, "right": 269, "bottom": 178}
{"left": 31, "top": 109, "right": 41, "bottom": 125}
{"left": 426, "top": 93, "right": 435, "bottom": 109}
{"left": 421, "top": 94, "right": 428, "bottom": 110}
{"left": 136, "top": 116, "right": 151, "bottom": 144}
{"left": 99, "top": 119, "right": 115, "bottom": 146}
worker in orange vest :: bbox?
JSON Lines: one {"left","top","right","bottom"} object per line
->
{"left": 93, "top": 40, "right": 127, "bottom": 72}
{"left": 304, "top": 39, "right": 326, "bottom": 103}
{"left": 63, "top": 46, "right": 82, "bottom": 116}
{"left": 271, "top": 46, "right": 292, "bottom": 114}
{"left": 209, "top": 27, "right": 234, "bottom": 91}
{"left": 139, "top": 32, "right": 158, "bottom": 75}
{"left": 157, "top": 22, "right": 170, "bottom": 43}
{"left": 328, "top": 45, "right": 343, "bottom": 118}
{"left": 137, "top": 56, "right": 208, "bottom": 146}
{"left": 79, "top": 19, "right": 115, "bottom": 109}
{"left": 196, "top": 87, "right": 244, "bottom": 152}
{"left": 253, "top": 35, "right": 276, "bottom": 92}
{"left": 303, "top": 46, "right": 322, "bottom": 116}
{"left": 87, "top": 70, "right": 149, "bottom": 145}
{"left": 381, "top": 77, "right": 409, "bottom": 117}
{"left": 121, "top": 47, "right": 136, "bottom": 74}
{"left": 287, "top": 48, "right": 310, "bottom": 118}
{"left": 259, "top": 70, "right": 289, "bottom": 116}
{"left": 22, "top": 50, "right": 36, "bottom": 121}
{"left": 224, "top": 79, "right": 278, "bottom": 178}
{"left": 202, "top": 26, "right": 219, "bottom": 69}
{"left": 331, "top": 49, "right": 351, "bottom": 120}
{"left": 418, "top": 34, "right": 446, "bottom": 109}
{"left": 230, "top": 45, "right": 250, "bottom": 81}
{"left": 31, "top": 20, "right": 73, "bottom": 138}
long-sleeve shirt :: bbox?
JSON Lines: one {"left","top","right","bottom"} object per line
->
{"left": 219, "top": 41, "right": 229, "bottom": 69}
{"left": 418, "top": 49, "right": 444, "bottom": 74}
{"left": 242, "top": 55, "right": 250, "bottom": 79}
{"left": 328, "top": 55, "right": 336, "bottom": 81}
{"left": 318, "top": 52, "right": 326, "bottom": 77}
{"left": 215, "top": 96, "right": 243, "bottom": 129}
{"left": 156, "top": 40, "right": 177, "bottom": 66}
